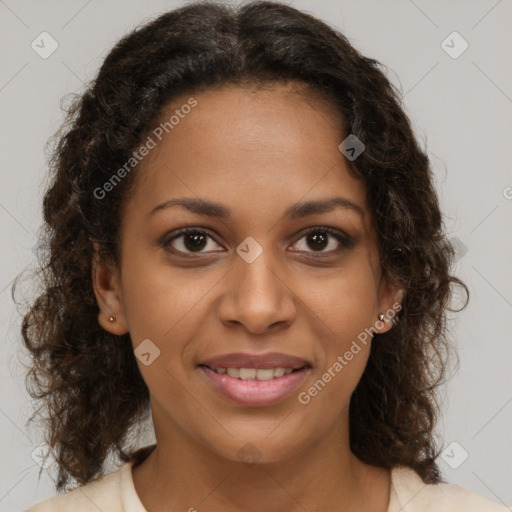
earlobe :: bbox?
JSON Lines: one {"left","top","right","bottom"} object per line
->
{"left": 91, "top": 245, "right": 129, "bottom": 336}
{"left": 376, "top": 282, "right": 404, "bottom": 334}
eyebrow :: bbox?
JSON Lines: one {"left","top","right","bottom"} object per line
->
{"left": 148, "top": 196, "right": 364, "bottom": 220}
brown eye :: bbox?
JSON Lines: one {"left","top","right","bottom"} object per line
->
{"left": 182, "top": 232, "right": 208, "bottom": 251}
{"left": 164, "top": 229, "right": 224, "bottom": 255}
{"left": 305, "top": 231, "right": 329, "bottom": 251}
{"left": 291, "top": 227, "right": 353, "bottom": 254}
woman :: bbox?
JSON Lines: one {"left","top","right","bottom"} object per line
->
{"left": 20, "top": 1, "right": 507, "bottom": 510}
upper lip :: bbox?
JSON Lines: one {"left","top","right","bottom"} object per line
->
{"left": 199, "top": 351, "right": 311, "bottom": 370}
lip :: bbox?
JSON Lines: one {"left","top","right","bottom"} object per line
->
{"left": 199, "top": 365, "right": 311, "bottom": 407}
{"left": 199, "top": 351, "right": 311, "bottom": 370}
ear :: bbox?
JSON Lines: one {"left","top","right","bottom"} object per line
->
{"left": 91, "top": 242, "right": 129, "bottom": 335}
{"left": 375, "top": 277, "right": 404, "bottom": 335}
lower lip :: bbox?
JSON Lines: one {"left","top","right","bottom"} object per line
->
{"left": 199, "top": 365, "right": 311, "bottom": 407}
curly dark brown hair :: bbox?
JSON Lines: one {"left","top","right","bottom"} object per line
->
{"left": 14, "top": 0, "right": 468, "bottom": 493}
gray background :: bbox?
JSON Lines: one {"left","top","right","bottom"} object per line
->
{"left": 1, "top": 0, "right": 511, "bottom": 510}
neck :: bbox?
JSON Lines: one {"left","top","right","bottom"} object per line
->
{"left": 131, "top": 415, "right": 391, "bottom": 511}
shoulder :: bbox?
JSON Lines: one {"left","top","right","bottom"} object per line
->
{"left": 26, "top": 462, "right": 130, "bottom": 512}
{"left": 390, "top": 465, "right": 510, "bottom": 512}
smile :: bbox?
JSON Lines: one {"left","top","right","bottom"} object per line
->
{"left": 205, "top": 366, "right": 299, "bottom": 380}
{"left": 198, "top": 365, "right": 311, "bottom": 407}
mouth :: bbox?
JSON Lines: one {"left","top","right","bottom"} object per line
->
{"left": 198, "top": 364, "right": 310, "bottom": 380}
{"left": 198, "top": 364, "right": 312, "bottom": 407}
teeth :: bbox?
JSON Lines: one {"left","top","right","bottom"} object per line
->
{"left": 238, "top": 368, "right": 257, "bottom": 379}
{"left": 216, "top": 367, "right": 295, "bottom": 380}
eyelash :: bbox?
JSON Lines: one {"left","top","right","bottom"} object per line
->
{"left": 161, "top": 226, "right": 353, "bottom": 258}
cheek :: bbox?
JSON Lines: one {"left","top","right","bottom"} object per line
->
{"left": 120, "top": 248, "right": 210, "bottom": 339}
{"left": 119, "top": 257, "right": 209, "bottom": 401}
{"left": 304, "top": 266, "right": 378, "bottom": 339}
{"left": 297, "top": 264, "right": 376, "bottom": 395}
{"left": 298, "top": 273, "right": 374, "bottom": 413}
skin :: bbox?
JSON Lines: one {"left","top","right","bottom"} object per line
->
{"left": 93, "top": 81, "right": 403, "bottom": 512}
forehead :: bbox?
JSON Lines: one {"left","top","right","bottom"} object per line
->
{"left": 125, "top": 82, "right": 370, "bottom": 227}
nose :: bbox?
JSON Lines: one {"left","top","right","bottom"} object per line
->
{"left": 216, "top": 248, "right": 296, "bottom": 334}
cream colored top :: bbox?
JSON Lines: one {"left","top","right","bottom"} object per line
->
{"left": 26, "top": 461, "right": 509, "bottom": 511}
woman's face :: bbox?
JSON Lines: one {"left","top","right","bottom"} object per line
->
{"left": 95, "top": 82, "right": 401, "bottom": 465}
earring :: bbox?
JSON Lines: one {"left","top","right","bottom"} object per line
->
{"left": 109, "top": 314, "right": 116, "bottom": 322}
{"left": 378, "top": 313, "right": 385, "bottom": 321}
